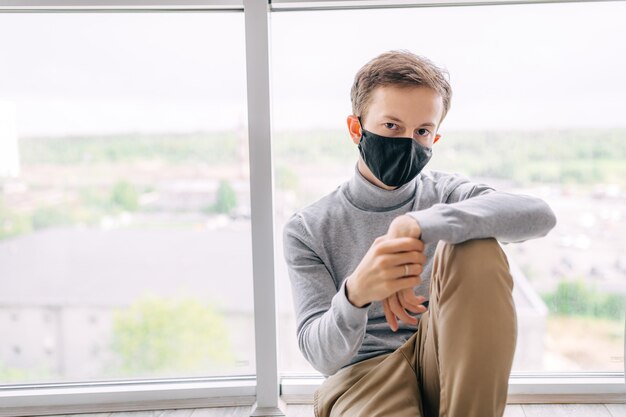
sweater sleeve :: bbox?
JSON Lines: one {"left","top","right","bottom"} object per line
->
{"left": 282, "top": 214, "right": 369, "bottom": 377}
{"left": 407, "top": 176, "right": 557, "bottom": 245}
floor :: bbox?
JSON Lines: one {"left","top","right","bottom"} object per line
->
{"left": 42, "top": 404, "right": 626, "bottom": 417}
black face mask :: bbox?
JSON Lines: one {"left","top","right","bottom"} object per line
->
{"left": 357, "top": 116, "right": 433, "bottom": 188}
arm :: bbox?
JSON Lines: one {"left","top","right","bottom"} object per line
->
{"left": 383, "top": 176, "right": 557, "bottom": 331}
{"left": 407, "top": 179, "right": 557, "bottom": 245}
{"left": 283, "top": 215, "right": 369, "bottom": 377}
{"left": 283, "top": 215, "right": 425, "bottom": 376}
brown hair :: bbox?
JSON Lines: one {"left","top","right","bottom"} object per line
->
{"left": 350, "top": 50, "right": 452, "bottom": 124}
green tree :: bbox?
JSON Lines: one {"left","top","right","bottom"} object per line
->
{"left": 0, "top": 199, "right": 32, "bottom": 240}
{"left": 109, "top": 294, "right": 235, "bottom": 376}
{"left": 0, "top": 361, "right": 30, "bottom": 382}
{"left": 110, "top": 181, "right": 139, "bottom": 212}
{"left": 31, "top": 205, "right": 72, "bottom": 230}
{"left": 542, "top": 279, "right": 625, "bottom": 321}
{"left": 211, "top": 180, "right": 237, "bottom": 215}
{"left": 0, "top": 360, "right": 52, "bottom": 382}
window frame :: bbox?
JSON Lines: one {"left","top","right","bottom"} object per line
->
{"left": 269, "top": 0, "right": 625, "bottom": 11}
{"left": 0, "top": 0, "right": 624, "bottom": 415}
{"left": 0, "top": 0, "right": 242, "bottom": 11}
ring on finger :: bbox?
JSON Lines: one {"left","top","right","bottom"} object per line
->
{"left": 404, "top": 264, "right": 409, "bottom": 277}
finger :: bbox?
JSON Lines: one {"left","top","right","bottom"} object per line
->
{"left": 416, "top": 304, "right": 429, "bottom": 313}
{"left": 389, "top": 263, "right": 423, "bottom": 280}
{"left": 383, "top": 298, "right": 398, "bottom": 331}
{"left": 398, "top": 288, "right": 427, "bottom": 314}
{"left": 376, "top": 237, "right": 424, "bottom": 255}
{"left": 383, "top": 297, "right": 398, "bottom": 332}
{"left": 398, "top": 289, "right": 425, "bottom": 313}
{"left": 382, "top": 251, "right": 427, "bottom": 268}
{"left": 402, "top": 288, "right": 426, "bottom": 304}
{"left": 389, "top": 292, "right": 418, "bottom": 325}
{"left": 373, "top": 235, "right": 387, "bottom": 244}
{"left": 391, "top": 276, "right": 423, "bottom": 293}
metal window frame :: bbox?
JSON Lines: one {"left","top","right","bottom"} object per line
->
{"left": 0, "top": 0, "right": 624, "bottom": 415}
{"left": 0, "top": 377, "right": 256, "bottom": 417}
{"left": 243, "top": 0, "right": 286, "bottom": 415}
{"left": 0, "top": 0, "right": 243, "bottom": 11}
{"left": 269, "top": 0, "right": 624, "bottom": 12}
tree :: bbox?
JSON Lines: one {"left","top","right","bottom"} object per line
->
{"left": 110, "top": 181, "right": 139, "bottom": 212}
{"left": 542, "top": 279, "right": 625, "bottom": 321}
{"left": 0, "top": 199, "right": 32, "bottom": 240}
{"left": 211, "top": 180, "right": 237, "bottom": 215}
{"left": 31, "top": 205, "right": 72, "bottom": 230}
{"left": 109, "top": 294, "right": 236, "bottom": 376}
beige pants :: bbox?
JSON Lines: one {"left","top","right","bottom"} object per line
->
{"left": 314, "top": 238, "right": 517, "bottom": 417}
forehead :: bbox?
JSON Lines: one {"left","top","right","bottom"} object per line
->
{"left": 366, "top": 85, "right": 444, "bottom": 125}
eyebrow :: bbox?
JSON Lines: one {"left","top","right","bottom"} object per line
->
{"left": 381, "top": 115, "right": 436, "bottom": 128}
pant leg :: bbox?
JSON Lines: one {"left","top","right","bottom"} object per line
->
{"left": 416, "top": 238, "right": 518, "bottom": 417}
{"left": 314, "top": 237, "right": 517, "bottom": 417}
{"left": 314, "top": 346, "right": 425, "bottom": 417}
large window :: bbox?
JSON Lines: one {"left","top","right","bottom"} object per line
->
{"left": 0, "top": 1, "right": 625, "bottom": 413}
{"left": 271, "top": 1, "right": 626, "bottom": 375}
{"left": 0, "top": 11, "right": 254, "bottom": 383}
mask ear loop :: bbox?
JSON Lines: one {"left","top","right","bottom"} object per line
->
{"left": 356, "top": 116, "right": 364, "bottom": 141}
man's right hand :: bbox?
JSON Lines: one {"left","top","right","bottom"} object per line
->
{"left": 345, "top": 235, "right": 425, "bottom": 308}
{"left": 383, "top": 215, "right": 428, "bottom": 331}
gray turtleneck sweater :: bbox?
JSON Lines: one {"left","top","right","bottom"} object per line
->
{"left": 282, "top": 164, "right": 557, "bottom": 377}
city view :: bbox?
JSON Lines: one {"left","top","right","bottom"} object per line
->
{"left": 0, "top": 126, "right": 624, "bottom": 382}
{"left": 1, "top": 0, "right": 625, "bottom": 386}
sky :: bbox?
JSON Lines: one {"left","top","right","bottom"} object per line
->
{"left": 0, "top": 1, "right": 625, "bottom": 137}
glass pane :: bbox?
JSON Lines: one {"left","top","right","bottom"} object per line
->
{"left": 272, "top": 1, "right": 626, "bottom": 375}
{"left": 0, "top": 12, "right": 254, "bottom": 383}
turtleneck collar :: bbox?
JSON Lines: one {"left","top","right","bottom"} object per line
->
{"left": 343, "top": 162, "right": 418, "bottom": 212}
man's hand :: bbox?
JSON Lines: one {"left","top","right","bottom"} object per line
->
{"left": 345, "top": 235, "right": 425, "bottom": 308}
{"left": 383, "top": 215, "right": 429, "bottom": 332}
{"left": 387, "top": 214, "right": 422, "bottom": 240}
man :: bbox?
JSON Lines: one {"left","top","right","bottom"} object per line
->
{"left": 282, "top": 50, "right": 557, "bottom": 417}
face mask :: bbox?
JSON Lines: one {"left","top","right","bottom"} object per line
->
{"left": 357, "top": 116, "right": 433, "bottom": 187}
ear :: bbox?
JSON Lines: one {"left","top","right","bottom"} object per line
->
{"left": 346, "top": 115, "right": 362, "bottom": 145}
{"left": 433, "top": 134, "right": 441, "bottom": 144}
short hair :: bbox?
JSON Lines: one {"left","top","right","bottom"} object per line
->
{"left": 350, "top": 50, "right": 452, "bottom": 125}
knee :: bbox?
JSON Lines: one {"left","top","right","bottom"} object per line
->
{"left": 433, "top": 238, "right": 512, "bottom": 287}
{"left": 437, "top": 237, "right": 507, "bottom": 266}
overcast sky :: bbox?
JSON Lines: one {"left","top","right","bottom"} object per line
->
{"left": 0, "top": 0, "right": 625, "bottom": 137}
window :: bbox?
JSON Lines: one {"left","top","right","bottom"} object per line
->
{"left": 0, "top": 0, "right": 624, "bottom": 413}
{"left": 0, "top": 11, "right": 254, "bottom": 383}
{"left": 271, "top": 1, "right": 626, "bottom": 375}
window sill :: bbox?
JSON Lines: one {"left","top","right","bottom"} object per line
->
{"left": 1, "top": 374, "right": 624, "bottom": 417}
{"left": 280, "top": 373, "right": 626, "bottom": 404}
{"left": 0, "top": 377, "right": 256, "bottom": 417}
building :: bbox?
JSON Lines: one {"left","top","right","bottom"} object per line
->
{"left": 0, "top": 226, "right": 548, "bottom": 382}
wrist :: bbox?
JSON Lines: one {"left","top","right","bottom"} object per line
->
{"left": 390, "top": 214, "right": 422, "bottom": 239}
{"left": 345, "top": 275, "right": 368, "bottom": 308}
{"left": 402, "top": 214, "right": 422, "bottom": 238}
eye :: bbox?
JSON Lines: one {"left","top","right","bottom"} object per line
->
{"left": 384, "top": 122, "right": 398, "bottom": 130}
{"left": 416, "top": 128, "right": 430, "bottom": 137}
